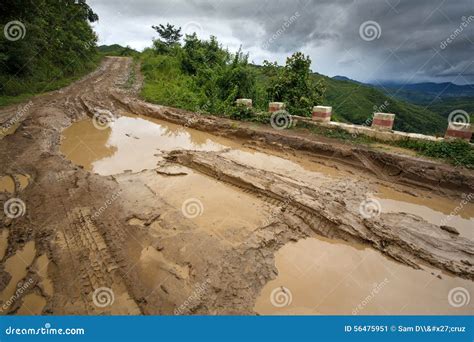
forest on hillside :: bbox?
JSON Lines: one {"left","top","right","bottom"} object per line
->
{"left": 0, "top": 0, "right": 99, "bottom": 103}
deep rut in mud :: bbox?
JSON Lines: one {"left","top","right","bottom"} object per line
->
{"left": 0, "top": 57, "right": 472, "bottom": 315}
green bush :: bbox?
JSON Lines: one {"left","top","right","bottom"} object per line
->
{"left": 395, "top": 138, "right": 474, "bottom": 168}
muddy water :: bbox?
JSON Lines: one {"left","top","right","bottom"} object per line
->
{"left": 134, "top": 168, "right": 272, "bottom": 245}
{"left": 16, "top": 174, "right": 31, "bottom": 191}
{"left": 34, "top": 254, "right": 53, "bottom": 297}
{"left": 0, "top": 241, "right": 36, "bottom": 309}
{"left": 0, "top": 176, "right": 15, "bottom": 193}
{"left": 17, "top": 294, "right": 46, "bottom": 315}
{"left": 376, "top": 186, "right": 474, "bottom": 240}
{"left": 60, "top": 113, "right": 241, "bottom": 175}
{"left": 255, "top": 237, "right": 474, "bottom": 315}
{"left": 0, "top": 229, "right": 9, "bottom": 260}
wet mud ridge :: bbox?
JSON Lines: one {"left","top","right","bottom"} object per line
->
{"left": 113, "top": 94, "right": 474, "bottom": 194}
{"left": 0, "top": 57, "right": 472, "bottom": 315}
{"left": 165, "top": 150, "right": 474, "bottom": 280}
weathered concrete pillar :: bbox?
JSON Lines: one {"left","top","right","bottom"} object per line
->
{"left": 236, "top": 98, "right": 253, "bottom": 108}
{"left": 445, "top": 123, "right": 473, "bottom": 141}
{"left": 372, "top": 113, "right": 395, "bottom": 130}
{"left": 312, "top": 106, "right": 332, "bottom": 122}
{"left": 269, "top": 102, "right": 285, "bottom": 113}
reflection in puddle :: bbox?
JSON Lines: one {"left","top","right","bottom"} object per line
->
{"left": 376, "top": 186, "right": 474, "bottom": 240}
{"left": 255, "top": 237, "right": 473, "bottom": 315}
{"left": 60, "top": 113, "right": 240, "bottom": 175}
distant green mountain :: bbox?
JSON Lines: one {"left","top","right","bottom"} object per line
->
{"left": 379, "top": 82, "right": 474, "bottom": 103}
{"left": 426, "top": 97, "right": 474, "bottom": 119}
{"left": 315, "top": 74, "right": 447, "bottom": 135}
{"left": 97, "top": 44, "right": 138, "bottom": 56}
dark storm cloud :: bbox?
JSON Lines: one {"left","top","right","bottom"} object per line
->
{"left": 88, "top": 0, "right": 474, "bottom": 84}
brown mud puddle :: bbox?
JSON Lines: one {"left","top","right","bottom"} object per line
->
{"left": 0, "top": 176, "right": 14, "bottom": 193}
{"left": 376, "top": 186, "right": 474, "bottom": 240}
{"left": 255, "top": 237, "right": 473, "bottom": 315}
{"left": 16, "top": 294, "right": 46, "bottom": 315}
{"left": 0, "top": 241, "right": 36, "bottom": 310}
{"left": 134, "top": 169, "right": 271, "bottom": 245}
{"left": 0, "top": 122, "right": 21, "bottom": 140}
{"left": 16, "top": 174, "right": 31, "bottom": 191}
{"left": 60, "top": 113, "right": 241, "bottom": 175}
{"left": 0, "top": 229, "right": 9, "bottom": 260}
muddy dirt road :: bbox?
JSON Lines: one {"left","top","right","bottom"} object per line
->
{"left": 0, "top": 57, "right": 473, "bottom": 315}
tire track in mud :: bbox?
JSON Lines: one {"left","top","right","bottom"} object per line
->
{"left": 164, "top": 150, "right": 474, "bottom": 280}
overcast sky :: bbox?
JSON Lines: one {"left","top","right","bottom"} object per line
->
{"left": 88, "top": 0, "right": 474, "bottom": 85}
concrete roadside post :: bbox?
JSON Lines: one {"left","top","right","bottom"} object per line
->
{"left": 312, "top": 106, "right": 332, "bottom": 123}
{"left": 372, "top": 112, "right": 395, "bottom": 130}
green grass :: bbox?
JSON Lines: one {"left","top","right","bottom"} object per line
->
{"left": 0, "top": 56, "right": 102, "bottom": 108}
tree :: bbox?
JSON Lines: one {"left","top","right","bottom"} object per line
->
{"left": 152, "top": 23, "right": 182, "bottom": 53}
{"left": 0, "top": 0, "right": 99, "bottom": 95}
{"left": 267, "top": 52, "right": 325, "bottom": 116}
